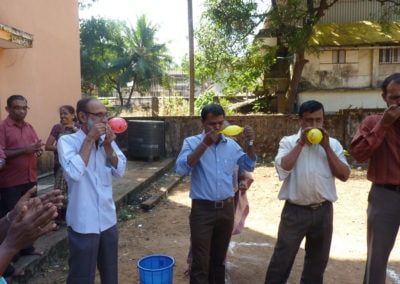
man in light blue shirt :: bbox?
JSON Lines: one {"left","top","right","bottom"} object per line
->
{"left": 58, "top": 97, "right": 126, "bottom": 284}
{"left": 176, "top": 103, "right": 257, "bottom": 283}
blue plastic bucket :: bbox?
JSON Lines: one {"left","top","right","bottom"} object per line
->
{"left": 137, "top": 254, "right": 175, "bottom": 284}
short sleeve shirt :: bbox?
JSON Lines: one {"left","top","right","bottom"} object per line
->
{"left": 0, "top": 116, "right": 39, "bottom": 188}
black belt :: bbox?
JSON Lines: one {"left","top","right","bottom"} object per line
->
{"left": 378, "top": 184, "right": 400, "bottom": 192}
{"left": 192, "top": 197, "right": 233, "bottom": 209}
{"left": 286, "top": 200, "right": 329, "bottom": 210}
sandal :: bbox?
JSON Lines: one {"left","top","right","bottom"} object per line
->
{"left": 4, "top": 264, "right": 24, "bottom": 278}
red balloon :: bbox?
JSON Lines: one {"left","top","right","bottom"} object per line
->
{"left": 108, "top": 117, "right": 128, "bottom": 134}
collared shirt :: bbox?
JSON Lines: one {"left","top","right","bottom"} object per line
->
{"left": 350, "top": 113, "right": 400, "bottom": 184}
{"left": 275, "top": 130, "right": 349, "bottom": 205}
{"left": 57, "top": 129, "right": 126, "bottom": 234}
{"left": 175, "top": 132, "right": 257, "bottom": 201}
{"left": 0, "top": 116, "right": 39, "bottom": 188}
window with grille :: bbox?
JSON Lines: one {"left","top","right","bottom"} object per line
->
{"left": 379, "top": 48, "right": 400, "bottom": 64}
{"left": 332, "top": 50, "right": 346, "bottom": 64}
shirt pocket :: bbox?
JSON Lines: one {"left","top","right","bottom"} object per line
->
{"left": 223, "top": 158, "right": 236, "bottom": 176}
{"left": 101, "top": 166, "right": 112, "bottom": 187}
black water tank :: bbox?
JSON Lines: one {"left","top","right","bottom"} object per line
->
{"left": 128, "top": 120, "right": 165, "bottom": 161}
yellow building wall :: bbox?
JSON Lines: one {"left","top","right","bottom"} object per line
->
{"left": 0, "top": 0, "right": 81, "bottom": 143}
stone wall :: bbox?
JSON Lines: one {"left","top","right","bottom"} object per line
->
{"left": 115, "top": 109, "right": 382, "bottom": 164}
{"left": 37, "top": 109, "right": 381, "bottom": 175}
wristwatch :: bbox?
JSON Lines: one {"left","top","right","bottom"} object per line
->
{"left": 246, "top": 140, "right": 254, "bottom": 146}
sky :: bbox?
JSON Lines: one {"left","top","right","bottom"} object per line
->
{"left": 79, "top": 0, "right": 205, "bottom": 63}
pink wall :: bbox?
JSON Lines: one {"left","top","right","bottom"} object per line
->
{"left": 0, "top": 0, "right": 81, "bottom": 143}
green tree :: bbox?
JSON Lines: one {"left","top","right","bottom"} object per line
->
{"left": 197, "top": 0, "right": 400, "bottom": 113}
{"left": 80, "top": 17, "right": 125, "bottom": 96}
{"left": 193, "top": 0, "right": 275, "bottom": 113}
{"left": 80, "top": 16, "right": 172, "bottom": 107}
{"left": 120, "top": 15, "right": 173, "bottom": 106}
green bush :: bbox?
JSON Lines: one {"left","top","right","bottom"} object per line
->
{"left": 195, "top": 91, "right": 236, "bottom": 115}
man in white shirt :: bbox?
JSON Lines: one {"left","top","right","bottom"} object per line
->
{"left": 58, "top": 97, "right": 126, "bottom": 284}
{"left": 265, "top": 100, "right": 350, "bottom": 284}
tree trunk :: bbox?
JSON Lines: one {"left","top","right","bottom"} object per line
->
{"left": 285, "top": 50, "right": 308, "bottom": 113}
{"left": 117, "top": 89, "right": 124, "bottom": 107}
{"left": 187, "top": 0, "right": 195, "bottom": 116}
{"left": 126, "top": 83, "right": 136, "bottom": 107}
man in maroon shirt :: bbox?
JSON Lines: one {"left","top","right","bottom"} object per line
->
{"left": 0, "top": 95, "right": 44, "bottom": 259}
{"left": 350, "top": 72, "right": 400, "bottom": 284}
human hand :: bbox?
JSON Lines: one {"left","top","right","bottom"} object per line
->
{"left": 34, "top": 148, "right": 43, "bottom": 158}
{"left": 14, "top": 187, "right": 64, "bottom": 218}
{"left": 103, "top": 123, "right": 116, "bottom": 145}
{"left": 203, "top": 128, "right": 219, "bottom": 146}
{"left": 299, "top": 127, "right": 311, "bottom": 145}
{"left": 380, "top": 104, "right": 400, "bottom": 128}
{"left": 2, "top": 199, "right": 58, "bottom": 254}
{"left": 242, "top": 125, "right": 255, "bottom": 141}
{"left": 26, "top": 140, "right": 44, "bottom": 157}
{"left": 318, "top": 128, "right": 330, "bottom": 149}
{"left": 14, "top": 186, "right": 38, "bottom": 214}
{"left": 38, "top": 189, "right": 64, "bottom": 209}
{"left": 302, "top": 127, "right": 329, "bottom": 147}
{"left": 87, "top": 123, "right": 107, "bottom": 141}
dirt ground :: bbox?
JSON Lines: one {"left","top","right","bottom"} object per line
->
{"left": 32, "top": 164, "right": 400, "bottom": 284}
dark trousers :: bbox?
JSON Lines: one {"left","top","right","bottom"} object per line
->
{"left": 363, "top": 184, "right": 400, "bottom": 284}
{"left": 190, "top": 198, "right": 234, "bottom": 284}
{"left": 67, "top": 225, "right": 119, "bottom": 284}
{"left": 265, "top": 201, "right": 333, "bottom": 284}
{"left": 0, "top": 182, "right": 37, "bottom": 217}
{"left": 0, "top": 182, "right": 37, "bottom": 256}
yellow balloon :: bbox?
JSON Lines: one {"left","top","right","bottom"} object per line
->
{"left": 306, "top": 128, "right": 323, "bottom": 144}
{"left": 219, "top": 125, "right": 244, "bottom": 136}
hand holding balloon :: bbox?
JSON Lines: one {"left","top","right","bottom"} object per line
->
{"left": 306, "top": 128, "right": 323, "bottom": 144}
{"left": 108, "top": 117, "right": 128, "bottom": 134}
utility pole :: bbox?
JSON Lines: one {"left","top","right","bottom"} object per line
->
{"left": 187, "top": 0, "right": 195, "bottom": 115}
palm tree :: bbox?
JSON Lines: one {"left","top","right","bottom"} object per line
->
{"left": 117, "top": 15, "right": 172, "bottom": 107}
{"left": 80, "top": 16, "right": 172, "bottom": 107}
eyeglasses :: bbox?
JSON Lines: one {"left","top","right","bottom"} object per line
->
{"left": 85, "top": 111, "right": 109, "bottom": 120}
{"left": 12, "top": 106, "right": 29, "bottom": 111}
{"left": 387, "top": 94, "right": 400, "bottom": 100}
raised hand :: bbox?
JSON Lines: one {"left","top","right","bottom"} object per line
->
{"left": 2, "top": 199, "right": 58, "bottom": 254}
